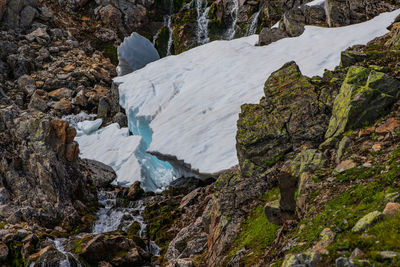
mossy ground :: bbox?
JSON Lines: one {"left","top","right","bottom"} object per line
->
{"left": 284, "top": 145, "right": 400, "bottom": 265}
{"left": 225, "top": 188, "right": 280, "bottom": 265}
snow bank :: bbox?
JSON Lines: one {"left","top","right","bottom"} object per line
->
{"left": 76, "top": 123, "right": 142, "bottom": 187}
{"left": 76, "top": 122, "right": 177, "bottom": 191}
{"left": 115, "top": 10, "right": 400, "bottom": 177}
{"left": 117, "top": 33, "right": 160, "bottom": 76}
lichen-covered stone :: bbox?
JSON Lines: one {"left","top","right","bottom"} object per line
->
{"left": 324, "top": 66, "right": 400, "bottom": 145}
{"left": 289, "top": 149, "right": 326, "bottom": 178}
{"left": 282, "top": 251, "right": 321, "bottom": 267}
{"left": 236, "top": 62, "right": 329, "bottom": 176}
{"left": 352, "top": 211, "right": 383, "bottom": 232}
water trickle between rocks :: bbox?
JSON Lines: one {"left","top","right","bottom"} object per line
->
{"left": 45, "top": 190, "right": 159, "bottom": 266}
{"left": 196, "top": 0, "right": 210, "bottom": 45}
{"left": 226, "top": 0, "right": 239, "bottom": 40}
{"left": 247, "top": 9, "right": 261, "bottom": 36}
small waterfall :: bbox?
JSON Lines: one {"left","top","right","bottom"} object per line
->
{"left": 246, "top": 9, "right": 261, "bottom": 35}
{"left": 226, "top": 0, "right": 239, "bottom": 40}
{"left": 153, "top": 0, "right": 174, "bottom": 56}
{"left": 91, "top": 190, "right": 161, "bottom": 254}
{"left": 196, "top": 0, "right": 210, "bottom": 45}
{"left": 166, "top": 15, "right": 173, "bottom": 56}
{"left": 32, "top": 238, "right": 83, "bottom": 267}
{"left": 92, "top": 191, "right": 147, "bottom": 234}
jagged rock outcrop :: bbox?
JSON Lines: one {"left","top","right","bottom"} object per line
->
{"left": 0, "top": 105, "right": 97, "bottom": 228}
{"left": 323, "top": 66, "right": 400, "bottom": 146}
{"left": 236, "top": 61, "right": 330, "bottom": 177}
{"left": 325, "top": 0, "right": 398, "bottom": 27}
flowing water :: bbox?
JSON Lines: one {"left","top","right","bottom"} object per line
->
{"left": 33, "top": 190, "right": 159, "bottom": 266}
{"left": 153, "top": 0, "right": 174, "bottom": 56}
{"left": 166, "top": 15, "right": 173, "bottom": 56}
{"left": 246, "top": 9, "right": 260, "bottom": 36}
{"left": 196, "top": 0, "right": 210, "bottom": 45}
{"left": 226, "top": 0, "right": 239, "bottom": 40}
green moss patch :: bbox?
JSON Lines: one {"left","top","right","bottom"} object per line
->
{"left": 226, "top": 188, "right": 280, "bottom": 265}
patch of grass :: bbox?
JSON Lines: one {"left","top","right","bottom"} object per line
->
{"left": 228, "top": 206, "right": 280, "bottom": 264}
{"left": 293, "top": 181, "right": 388, "bottom": 251}
{"left": 259, "top": 187, "right": 279, "bottom": 202}
{"left": 226, "top": 188, "right": 280, "bottom": 265}
{"left": 329, "top": 213, "right": 400, "bottom": 264}
{"left": 335, "top": 166, "right": 382, "bottom": 182}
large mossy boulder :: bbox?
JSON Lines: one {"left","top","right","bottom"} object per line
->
{"left": 324, "top": 66, "right": 400, "bottom": 145}
{"left": 236, "top": 62, "right": 329, "bottom": 176}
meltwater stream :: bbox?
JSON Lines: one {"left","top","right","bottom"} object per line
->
{"left": 35, "top": 191, "right": 160, "bottom": 266}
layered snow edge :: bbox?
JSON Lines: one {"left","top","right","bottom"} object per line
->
{"left": 115, "top": 10, "right": 400, "bottom": 177}
{"left": 73, "top": 10, "right": 400, "bottom": 190}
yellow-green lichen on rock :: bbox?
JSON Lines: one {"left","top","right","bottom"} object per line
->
{"left": 324, "top": 66, "right": 400, "bottom": 145}
{"left": 281, "top": 251, "right": 320, "bottom": 267}
{"left": 352, "top": 211, "right": 384, "bottom": 232}
{"left": 289, "top": 149, "right": 326, "bottom": 178}
{"left": 236, "top": 62, "right": 329, "bottom": 177}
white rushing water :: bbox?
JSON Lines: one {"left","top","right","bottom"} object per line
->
{"left": 196, "top": 0, "right": 210, "bottom": 44}
{"left": 166, "top": 15, "right": 174, "bottom": 56}
{"left": 247, "top": 9, "right": 260, "bottom": 36}
{"left": 153, "top": 0, "right": 174, "bottom": 56}
{"left": 36, "top": 191, "right": 160, "bottom": 266}
{"left": 226, "top": 0, "right": 239, "bottom": 39}
{"left": 92, "top": 191, "right": 161, "bottom": 255}
{"left": 92, "top": 191, "right": 147, "bottom": 234}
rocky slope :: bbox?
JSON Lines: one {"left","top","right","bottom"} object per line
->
{"left": 147, "top": 18, "right": 400, "bottom": 267}
{"left": 0, "top": 0, "right": 400, "bottom": 266}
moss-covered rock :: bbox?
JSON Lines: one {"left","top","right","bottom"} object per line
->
{"left": 154, "top": 26, "right": 172, "bottom": 58}
{"left": 289, "top": 149, "right": 326, "bottom": 178}
{"left": 172, "top": 8, "right": 197, "bottom": 54}
{"left": 282, "top": 251, "right": 321, "bottom": 267}
{"left": 324, "top": 66, "right": 400, "bottom": 145}
{"left": 236, "top": 62, "right": 329, "bottom": 176}
{"left": 352, "top": 211, "right": 384, "bottom": 232}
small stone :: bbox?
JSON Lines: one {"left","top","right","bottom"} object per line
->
{"left": 282, "top": 252, "right": 321, "bottom": 267}
{"left": 127, "top": 181, "right": 144, "bottom": 200}
{"left": 312, "top": 228, "right": 336, "bottom": 254}
{"left": 0, "top": 243, "right": 9, "bottom": 261}
{"left": 63, "top": 65, "right": 75, "bottom": 72}
{"left": 336, "top": 136, "right": 352, "bottom": 162}
{"left": 362, "top": 161, "right": 372, "bottom": 168}
{"left": 48, "top": 88, "right": 73, "bottom": 101}
{"left": 264, "top": 200, "right": 283, "bottom": 225}
{"left": 335, "top": 257, "right": 354, "bottom": 267}
{"left": 26, "top": 28, "right": 50, "bottom": 43}
{"left": 350, "top": 248, "right": 364, "bottom": 259}
{"left": 375, "top": 118, "right": 400, "bottom": 133}
{"left": 53, "top": 98, "right": 73, "bottom": 114}
{"left": 371, "top": 144, "right": 382, "bottom": 152}
{"left": 385, "top": 192, "right": 400, "bottom": 203}
{"left": 358, "top": 129, "right": 370, "bottom": 137}
{"left": 352, "top": 211, "right": 383, "bottom": 232}
{"left": 379, "top": 251, "right": 399, "bottom": 259}
{"left": 335, "top": 160, "right": 356, "bottom": 173}
{"left": 383, "top": 202, "right": 400, "bottom": 217}
{"left": 98, "top": 262, "right": 112, "bottom": 267}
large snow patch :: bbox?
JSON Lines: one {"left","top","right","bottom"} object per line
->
{"left": 115, "top": 10, "right": 400, "bottom": 176}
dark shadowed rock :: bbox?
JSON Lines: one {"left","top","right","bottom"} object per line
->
{"left": 79, "top": 159, "right": 116, "bottom": 188}
{"left": 258, "top": 27, "right": 288, "bottom": 46}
